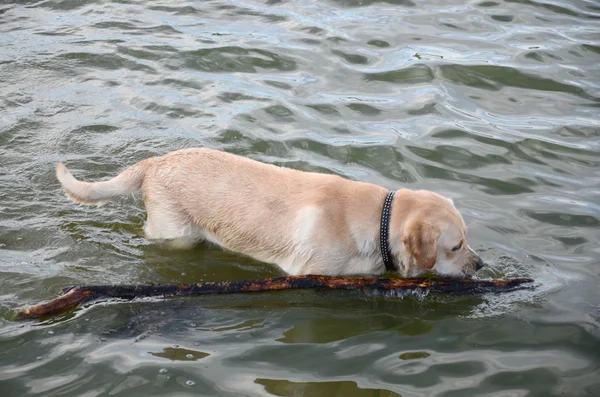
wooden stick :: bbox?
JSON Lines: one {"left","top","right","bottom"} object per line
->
{"left": 14, "top": 275, "right": 534, "bottom": 320}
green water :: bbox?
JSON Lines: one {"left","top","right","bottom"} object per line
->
{"left": 1, "top": 0, "right": 600, "bottom": 395}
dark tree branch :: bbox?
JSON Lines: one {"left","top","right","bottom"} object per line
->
{"left": 15, "top": 275, "right": 534, "bottom": 320}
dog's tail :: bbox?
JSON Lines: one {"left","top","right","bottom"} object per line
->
{"left": 56, "top": 159, "right": 153, "bottom": 206}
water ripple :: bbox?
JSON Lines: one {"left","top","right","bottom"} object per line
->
{"left": 1, "top": 0, "right": 600, "bottom": 395}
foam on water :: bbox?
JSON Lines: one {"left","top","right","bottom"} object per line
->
{"left": 361, "top": 286, "right": 431, "bottom": 301}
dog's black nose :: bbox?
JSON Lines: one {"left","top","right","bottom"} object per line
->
{"left": 475, "top": 258, "right": 484, "bottom": 272}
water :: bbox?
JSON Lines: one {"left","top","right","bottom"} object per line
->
{"left": 1, "top": 0, "right": 600, "bottom": 395}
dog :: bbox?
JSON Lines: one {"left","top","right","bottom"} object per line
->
{"left": 55, "top": 148, "right": 484, "bottom": 278}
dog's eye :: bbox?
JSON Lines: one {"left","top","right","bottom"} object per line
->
{"left": 452, "top": 241, "right": 463, "bottom": 252}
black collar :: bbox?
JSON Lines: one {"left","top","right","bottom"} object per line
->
{"left": 379, "top": 190, "right": 396, "bottom": 272}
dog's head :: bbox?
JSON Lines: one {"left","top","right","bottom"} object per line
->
{"left": 395, "top": 191, "right": 483, "bottom": 278}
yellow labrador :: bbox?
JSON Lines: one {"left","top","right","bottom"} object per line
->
{"left": 56, "top": 148, "right": 483, "bottom": 278}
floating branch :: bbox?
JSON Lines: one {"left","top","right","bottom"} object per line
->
{"left": 15, "top": 275, "right": 534, "bottom": 320}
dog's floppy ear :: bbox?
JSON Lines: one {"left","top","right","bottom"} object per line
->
{"left": 402, "top": 218, "right": 440, "bottom": 269}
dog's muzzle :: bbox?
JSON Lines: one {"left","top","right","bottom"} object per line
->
{"left": 474, "top": 256, "right": 484, "bottom": 271}
{"left": 468, "top": 246, "right": 484, "bottom": 272}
